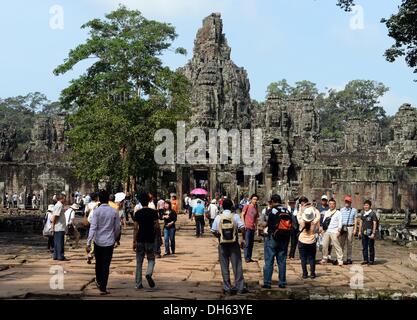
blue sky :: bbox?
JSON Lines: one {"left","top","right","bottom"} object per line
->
{"left": 0, "top": 0, "right": 415, "bottom": 115}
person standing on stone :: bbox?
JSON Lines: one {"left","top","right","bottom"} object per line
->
{"left": 355, "top": 200, "right": 378, "bottom": 265}
{"left": 184, "top": 193, "right": 190, "bottom": 215}
{"left": 86, "top": 190, "right": 120, "bottom": 295}
{"left": 339, "top": 195, "right": 358, "bottom": 265}
{"left": 43, "top": 204, "right": 55, "bottom": 253}
{"left": 133, "top": 192, "right": 159, "bottom": 289}
{"left": 5, "top": 193, "right": 9, "bottom": 209}
{"left": 208, "top": 199, "right": 219, "bottom": 229}
{"left": 262, "top": 194, "right": 292, "bottom": 289}
{"left": 162, "top": 200, "right": 177, "bottom": 256}
{"left": 32, "top": 193, "right": 37, "bottom": 209}
{"left": 51, "top": 193, "right": 68, "bottom": 261}
{"left": 211, "top": 198, "right": 248, "bottom": 295}
{"left": 297, "top": 204, "right": 320, "bottom": 279}
{"left": 320, "top": 198, "right": 343, "bottom": 266}
{"left": 192, "top": 199, "right": 206, "bottom": 237}
{"left": 287, "top": 197, "right": 299, "bottom": 260}
{"left": 242, "top": 194, "right": 259, "bottom": 263}
{"left": 12, "top": 192, "right": 18, "bottom": 208}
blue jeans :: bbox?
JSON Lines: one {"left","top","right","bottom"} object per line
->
{"left": 53, "top": 231, "right": 65, "bottom": 260}
{"left": 263, "top": 235, "right": 289, "bottom": 286}
{"left": 244, "top": 228, "right": 255, "bottom": 261}
{"left": 195, "top": 215, "right": 204, "bottom": 236}
{"left": 362, "top": 235, "right": 375, "bottom": 262}
{"left": 136, "top": 242, "right": 155, "bottom": 287}
{"left": 164, "top": 227, "right": 176, "bottom": 254}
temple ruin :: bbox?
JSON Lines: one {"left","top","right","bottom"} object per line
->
{"left": 1, "top": 13, "right": 417, "bottom": 212}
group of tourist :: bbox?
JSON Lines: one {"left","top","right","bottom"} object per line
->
{"left": 3, "top": 192, "right": 41, "bottom": 209}
{"left": 41, "top": 188, "right": 378, "bottom": 295}
{"left": 207, "top": 193, "right": 378, "bottom": 293}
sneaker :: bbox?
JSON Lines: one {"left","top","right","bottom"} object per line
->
{"left": 261, "top": 285, "right": 271, "bottom": 289}
{"left": 347, "top": 259, "right": 353, "bottom": 265}
{"left": 302, "top": 274, "right": 309, "bottom": 279}
{"left": 99, "top": 290, "right": 110, "bottom": 295}
{"left": 369, "top": 261, "right": 375, "bottom": 265}
{"left": 311, "top": 273, "right": 317, "bottom": 279}
{"left": 278, "top": 284, "right": 286, "bottom": 289}
{"left": 164, "top": 253, "right": 171, "bottom": 256}
{"left": 343, "top": 261, "right": 348, "bottom": 265}
{"left": 146, "top": 274, "right": 155, "bottom": 288}
{"left": 361, "top": 261, "right": 369, "bottom": 265}
{"left": 135, "top": 284, "right": 144, "bottom": 290}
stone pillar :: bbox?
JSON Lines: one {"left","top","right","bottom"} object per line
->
{"left": 249, "top": 175, "right": 256, "bottom": 196}
{"left": 210, "top": 166, "right": 217, "bottom": 199}
{"left": 265, "top": 173, "right": 272, "bottom": 204}
{"left": 176, "top": 165, "right": 183, "bottom": 212}
{"left": 39, "top": 189, "right": 45, "bottom": 211}
{"left": 0, "top": 182, "right": 4, "bottom": 208}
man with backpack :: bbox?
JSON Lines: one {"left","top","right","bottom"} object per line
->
{"left": 211, "top": 198, "right": 248, "bottom": 295}
{"left": 262, "top": 194, "right": 292, "bottom": 289}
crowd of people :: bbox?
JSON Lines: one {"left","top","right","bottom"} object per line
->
{"left": 41, "top": 189, "right": 379, "bottom": 295}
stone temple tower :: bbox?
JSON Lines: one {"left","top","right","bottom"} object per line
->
{"left": 180, "top": 13, "right": 252, "bottom": 130}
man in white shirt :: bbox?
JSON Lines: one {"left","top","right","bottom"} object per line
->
{"left": 65, "top": 203, "right": 80, "bottom": 247}
{"left": 208, "top": 199, "right": 219, "bottom": 228}
{"left": 51, "top": 193, "right": 67, "bottom": 261}
{"left": 320, "top": 198, "right": 343, "bottom": 266}
{"left": 211, "top": 198, "right": 247, "bottom": 295}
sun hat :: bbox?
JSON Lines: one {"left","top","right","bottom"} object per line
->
{"left": 115, "top": 192, "right": 126, "bottom": 203}
{"left": 70, "top": 203, "right": 80, "bottom": 210}
{"left": 302, "top": 206, "right": 316, "bottom": 222}
{"left": 47, "top": 204, "right": 55, "bottom": 212}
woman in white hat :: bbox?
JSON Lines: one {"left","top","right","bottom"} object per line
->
{"left": 297, "top": 203, "right": 320, "bottom": 279}
{"left": 43, "top": 204, "right": 55, "bottom": 253}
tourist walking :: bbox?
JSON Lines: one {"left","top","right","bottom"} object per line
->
{"left": 207, "top": 199, "right": 219, "bottom": 228}
{"left": 211, "top": 198, "right": 248, "bottom": 295}
{"left": 339, "top": 195, "right": 358, "bottom": 265}
{"left": 242, "top": 194, "right": 259, "bottom": 263}
{"left": 51, "top": 193, "right": 68, "bottom": 261}
{"left": 262, "top": 194, "right": 292, "bottom": 289}
{"left": 356, "top": 200, "right": 378, "bottom": 265}
{"left": 320, "top": 198, "right": 344, "bottom": 266}
{"left": 133, "top": 192, "right": 159, "bottom": 289}
{"left": 43, "top": 204, "right": 55, "bottom": 253}
{"left": 86, "top": 190, "right": 120, "bottom": 295}
{"left": 12, "top": 193, "right": 17, "bottom": 208}
{"left": 171, "top": 195, "right": 178, "bottom": 213}
{"left": 5, "top": 193, "right": 9, "bottom": 209}
{"left": 64, "top": 203, "right": 80, "bottom": 248}
{"left": 297, "top": 204, "right": 320, "bottom": 279}
{"left": 85, "top": 192, "right": 99, "bottom": 264}
{"left": 192, "top": 199, "right": 206, "bottom": 237}
{"left": 162, "top": 200, "right": 177, "bottom": 256}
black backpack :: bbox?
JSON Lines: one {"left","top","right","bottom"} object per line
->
{"left": 267, "top": 206, "right": 292, "bottom": 240}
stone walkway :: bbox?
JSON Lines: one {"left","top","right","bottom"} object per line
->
{"left": 1, "top": 214, "right": 417, "bottom": 300}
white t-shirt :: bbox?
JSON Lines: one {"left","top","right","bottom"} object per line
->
{"left": 134, "top": 203, "right": 143, "bottom": 213}
{"left": 148, "top": 201, "right": 156, "bottom": 210}
{"left": 208, "top": 204, "right": 219, "bottom": 219}
{"left": 52, "top": 201, "right": 66, "bottom": 232}
{"left": 324, "top": 209, "right": 342, "bottom": 234}
{"left": 86, "top": 201, "right": 99, "bottom": 224}
{"left": 64, "top": 208, "right": 75, "bottom": 226}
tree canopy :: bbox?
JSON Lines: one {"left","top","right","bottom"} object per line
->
{"left": 53, "top": 6, "right": 190, "bottom": 190}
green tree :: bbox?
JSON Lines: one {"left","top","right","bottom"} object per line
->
{"left": 266, "top": 79, "right": 319, "bottom": 98}
{"left": 0, "top": 92, "right": 59, "bottom": 146}
{"left": 337, "top": 0, "right": 417, "bottom": 79}
{"left": 53, "top": 6, "right": 190, "bottom": 190}
{"left": 319, "top": 80, "right": 390, "bottom": 140}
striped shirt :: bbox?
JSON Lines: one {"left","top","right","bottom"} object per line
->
{"left": 340, "top": 207, "right": 357, "bottom": 225}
